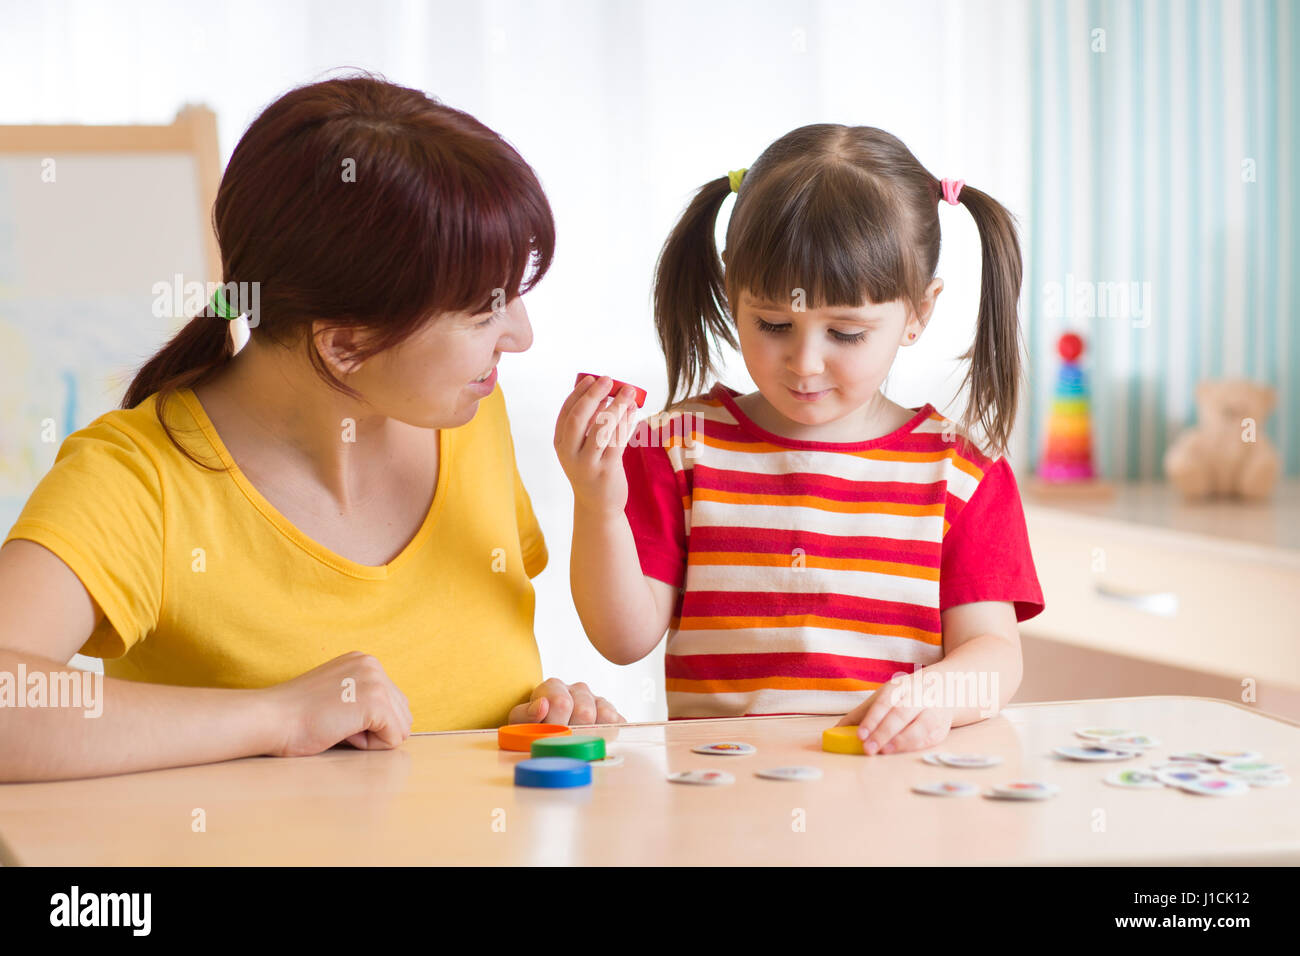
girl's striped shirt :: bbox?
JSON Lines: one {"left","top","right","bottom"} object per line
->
{"left": 620, "top": 384, "right": 1045, "bottom": 719}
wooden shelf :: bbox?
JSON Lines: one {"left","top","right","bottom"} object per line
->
{"left": 1022, "top": 477, "right": 1300, "bottom": 564}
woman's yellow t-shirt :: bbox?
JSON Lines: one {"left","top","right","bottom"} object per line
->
{"left": 2, "top": 382, "right": 548, "bottom": 731}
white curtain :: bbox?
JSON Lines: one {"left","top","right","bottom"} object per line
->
{"left": 1025, "top": 0, "right": 1297, "bottom": 481}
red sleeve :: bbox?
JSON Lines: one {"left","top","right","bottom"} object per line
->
{"left": 621, "top": 429, "right": 688, "bottom": 589}
{"left": 940, "top": 457, "right": 1046, "bottom": 623}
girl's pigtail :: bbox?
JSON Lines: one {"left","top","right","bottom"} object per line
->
{"left": 949, "top": 183, "right": 1026, "bottom": 459}
{"left": 652, "top": 175, "right": 738, "bottom": 411}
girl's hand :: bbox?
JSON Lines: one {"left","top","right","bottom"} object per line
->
{"left": 508, "top": 678, "right": 626, "bottom": 725}
{"left": 835, "top": 684, "right": 957, "bottom": 755}
{"left": 554, "top": 375, "right": 641, "bottom": 515}
{"left": 261, "top": 651, "right": 414, "bottom": 756}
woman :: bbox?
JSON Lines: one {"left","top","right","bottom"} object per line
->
{"left": 0, "top": 74, "right": 624, "bottom": 783}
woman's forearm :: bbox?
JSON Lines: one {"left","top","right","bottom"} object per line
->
{"left": 569, "top": 504, "right": 661, "bottom": 664}
{"left": 0, "top": 650, "right": 282, "bottom": 782}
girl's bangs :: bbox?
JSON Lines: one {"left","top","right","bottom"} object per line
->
{"left": 727, "top": 164, "right": 916, "bottom": 312}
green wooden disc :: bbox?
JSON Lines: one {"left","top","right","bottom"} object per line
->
{"left": 529, "top": 735, "right": 607, "bottom": 761}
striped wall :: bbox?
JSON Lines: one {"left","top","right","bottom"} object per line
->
{"left": 1027, "top": 0, "right": 1297, "bottom": 479}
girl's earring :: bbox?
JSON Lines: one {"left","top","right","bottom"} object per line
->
{"left": 908, "top": 332, "right": 917, "bottom": 340}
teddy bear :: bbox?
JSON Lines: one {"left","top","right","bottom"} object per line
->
{"left": 1163, "top": 379, "right": 1281, "bottom": 501}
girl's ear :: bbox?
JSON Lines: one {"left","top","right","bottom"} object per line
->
{"left": 907, "top": 278, "right": 945, "bottom": 331}
{"left": 923, "top": 277, "right": 944, "bottom": 311}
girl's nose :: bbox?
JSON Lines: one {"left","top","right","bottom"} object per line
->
{"left": 786, "top": 334, "right": 824, "bottom": 377}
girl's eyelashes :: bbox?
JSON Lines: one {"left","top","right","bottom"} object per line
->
{"left": 475, "top": 310, "right": 502, "bottom": 328}
{"left": 753, "top": 316, "right": 867, "bottom": 344}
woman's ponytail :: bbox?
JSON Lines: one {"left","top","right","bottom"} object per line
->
{"left": 948, "top": 182, "right": 1025, "bottom": 460}
{"left": 121, "top": 311, "right": 232, "bottom": 412}
{"left": 653, "top": 175, "right": 738, "bottom": 411}
{"left": 120, "top": 305, "right": 234, "bottom": 472}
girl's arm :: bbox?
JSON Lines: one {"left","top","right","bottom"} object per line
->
{"left": 570, "top": 503, "right": 676, "bottom": 665}
{"left": 835, "top": 600, "right": 1024, "bottom": 754}
{"left": 555, "top": 375, "right": 676, "bottom": 665}
{"left": 922, "top": 609, "right": 1024, "bottom": 728}
{"left": 920, "top": 632, "right": 1019, "bottom": 728}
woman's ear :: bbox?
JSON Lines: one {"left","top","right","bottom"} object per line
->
{"left": 313, "top": 321, "right": 370, "bottom": 376}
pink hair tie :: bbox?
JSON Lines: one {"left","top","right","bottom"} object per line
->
{"left": 940, "top": 178, "right": 965, "bottom": 205}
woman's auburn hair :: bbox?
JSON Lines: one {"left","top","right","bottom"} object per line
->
{"left": 123, "top": 71, "right": 555, "bottom": 469}
{"left": 653, "top": 123, "right": 1025, "bottom": 458}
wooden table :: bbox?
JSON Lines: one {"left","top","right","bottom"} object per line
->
{"left": 2, "top": 696, "right": 1296, "bottom": 866}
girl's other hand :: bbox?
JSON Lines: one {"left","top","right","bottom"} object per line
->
{"left": 835, "top": 684, "right": 956, "bottom": 755}
{"left": 554, "top": 375, "right": 640, "bottom": 514}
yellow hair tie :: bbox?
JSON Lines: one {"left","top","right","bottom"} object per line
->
{"left": 728, "top": 168, "right": 747, "bottom": 193}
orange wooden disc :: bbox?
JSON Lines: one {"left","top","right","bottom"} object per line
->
{"left": 498, "top": 723, "right": 573, "bottom": 752}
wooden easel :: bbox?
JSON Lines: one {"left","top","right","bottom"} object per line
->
{"left": 0, "top": 104, "right": 221, "bottom": 282}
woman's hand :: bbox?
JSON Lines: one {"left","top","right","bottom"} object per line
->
{"left": 508, "top": 678, "right": 626, "bottom": 726}
{"left": 260, "top": 651, "right": 414, "bottom": 756}
{"left": 835, "top": 683, "right": 957, "bottom": 755}
{"left": 554, "top": 375, "right": 641, "bottom": 514}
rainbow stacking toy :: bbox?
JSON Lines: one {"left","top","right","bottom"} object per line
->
{"left": 1037, "top": 332, "right": 1097, "bottom": 483}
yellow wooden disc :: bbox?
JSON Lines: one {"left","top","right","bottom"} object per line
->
{"left": 822, "top": 725, "right": 866, "bottom": 755}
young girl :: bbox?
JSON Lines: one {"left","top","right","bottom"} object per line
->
{"left": 556, "top": 124, "right": 1044, "bottom": 755}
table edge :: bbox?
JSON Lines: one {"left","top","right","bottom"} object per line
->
{"left": 412, "top": 697, "right": 1300, "bottom": 736}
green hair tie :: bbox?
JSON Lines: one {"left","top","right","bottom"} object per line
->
{"left": 728, "top": 168, "right": 747, "bottom": 193}
{"left": 210, "top": 287, "right": 241, "bottom": 321}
